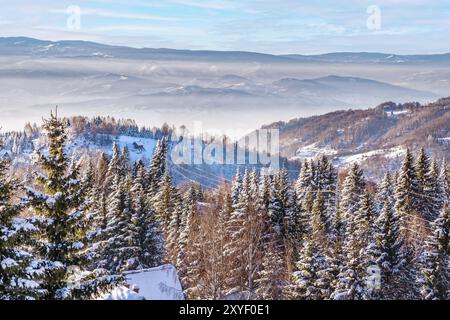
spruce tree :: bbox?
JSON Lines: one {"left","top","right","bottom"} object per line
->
{"left": 420, "top": 203, "right": 449, "bottom": 300}
{"left": 425, "top": 159, "right": 445, "bottom": 220}
{"left": 340, "top": 163, "right": 366, "bottom": 228}
{"left": 255, "top": 233, "right": 287, "bottom": 300}
{"left": 177, "top": 186, "right": 197, "bottom": 284}
{"left": 131, "top": 162, "right": 163, "bottom": 269}
{"left": 290, "top": 240, "right": 327, "bottom": 300}
{"left": 148, "top": 138, "right": 168, "bottom": 196}
{"left": 25, "top": 113, "right": 112, "bottom": 299}
{"left": 0, "top": 158, "right": 38, "bottom": 299}
{"left": 395, "top": 148, "right": 420, "bottom": 236}
{"left": 367, "top": 196, "right": 405, "bottom": 299}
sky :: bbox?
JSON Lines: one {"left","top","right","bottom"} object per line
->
{"left": 0, "top": 0, "right": 450, "bottom": 54}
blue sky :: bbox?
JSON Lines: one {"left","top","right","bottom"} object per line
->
{"left": 1, "top": 0, "right": 450, "bottom": 54}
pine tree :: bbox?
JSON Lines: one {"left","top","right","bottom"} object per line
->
{"left": 105, "top": 174, "right": 139, "bottom": 272}
{"left": 224, "top": 169, "right": 263, "bottom": 297}
{"left": 310, "top": 191, "right": 328, "bottom": 246}
{"left": 258, "top": 172, "right": 271, "bottom": 210}
{"left": 367, "top": 196, "right": 406, "bottom": 299}
{"left": 395, "top": 148, "right": 421, "bottom": 236}
{"left": 316, "top": 155, "right": 338, "bottom": 229}
{"left": 148, "top": 138, "right": 168, "bottom": 196}
{"left": 438, "top": 159, "right": 449, "bottom": 204}
{"left": 290, "top": 240, "right": 327, "bottom": 300}
{"left": 119, "top": 145, "right": 131, "bottom": 177}
{"left": 0, "top": 158, "right": 38, "bottom": 299}
{"left": 131, "top": 162, "right": 163, "bottom": 269}
{"left": 177, "top": 186, "right": 197, "bottom": 285}
{"left": 357, "top": 190, "right": 376, "bottom": 247}
{"left": 377, "top": 172, "right": 394, "bottom": 211}
{"left": 165, "top": 189, "right": 183, "bottom": 265}
{"left": 295, "top": 160, "right": 314, "bottom": 208}
{"left": 340, "top": 163, "right": 366, "bottom": 229}
{"left": 269, "top": 168, "right": 290, "bottom": 237}
{"left": 153, "top": 171, "right": 175, "bottom": 234}
{"left": 415, "top": 147, "right": 431, "bottom": 219}
{"left": 420, "top": 203, "right": 449, "bottom": 300}
{"left": 105, "top": 142, "right": 121, "bottom": 189}
{"left": 96, "top": 152, "right": 109, "bottom": 192}
{"left": 425, "top": 159, "right": 445, "bottom": 220}
{"left": 231, "top": 168, "right": 242, "bottom": 209}
{"left": 25, "top": 113, "right": 113, "bottom": 299}
{"left": 333, "top": 167, "right": 370, "bottom": 300}
{"left": 255, "top": 233, "right": 287, "bottom": 300}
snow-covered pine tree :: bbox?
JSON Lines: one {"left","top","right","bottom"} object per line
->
{"left": 231, "top": 168, "right": 242, "bottom": 209}
{"left": 425, "top": 159, "right": 445, "bottom": 221}
{"left": 340, "top": 163, "right": 366, "bottom": 230}
{"left": 153, "top": 171, "right": 175, "bottom": 234}
{"left": 103, "top": 172, "right": 138, "bottom": 273}
{"left": 268, "top": 168, "right": 290, "bottom": 237}
{"left": 258, "top": 172, "right": 272, "bottom": 213}
{"left": 310, "top": 191, "right": 328, "bottom": 246}
{"left": 438, "top": 159, "right": 449, "bottom": 204}
{"left": 148, "top": 138, "right": 168, "bottom": 197}
{"left": 333, "top": 165, "right": 369, "bottom": 300}
{"left": 357, "top": 190, "right": 376, "bottom": 248}
{"left": 414, "top": 147, "right": 431, "bottom": 219}
{"left": 420, "top": 203, "right": 449, "bottom": 300}
{"left": 165, "top": 188, "right": 183, "bottom": 265}
{"left": 377, "top": 172, "right": 394, "bottom": 211}
{"left": 177, "top": 186, "right": 197, "bottom": 285}
{"left": 366, "top": 196, "right": 406, "bottom": 299}
{"left": 255, "top": 232, "right": 287, "bottom": 300}
{"left": 131, "top": 161, "right": 163, "bottom": 269}
{"left": 290, "top": 240, "right": 327, "bottom": 300}
{"left": 316, "top": 155, "right": 338, "bottom": 228}
{"left": 0, "top": 157, "right": 39, "bottom": 299}
{"left": 295, "top": 160, "right": 314, "bottom": 209}
{"left": 25, "top": 113, "right": 113, "bottom": 299}
{"left": 224, "top": 169, "right": 264, "bottom": 297}
{"left": 285, "top": 188, "right": 303, "bottom": 259}
{"left": 96, "top": 152, "right": 109, "bottom": 192}
{"left": 395, "top": 148, "right": 422, "bottom": 242}
{"left": 105, "top": 142, "right": 121, "bottom": 189}
{"left": 119, "top": 145, "right": 131, "bottom": 178}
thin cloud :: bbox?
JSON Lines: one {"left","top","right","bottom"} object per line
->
{"left": 49, "top": 8, "right": 180, "bottom": 22}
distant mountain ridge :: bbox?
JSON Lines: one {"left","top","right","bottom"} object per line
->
{"left": 1, "top": 37, "right": 450, "bottom": 64}
{"left": 262, "top": 97, "right": 450, "bottom": 165}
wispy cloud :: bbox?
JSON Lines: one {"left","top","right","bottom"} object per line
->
{"left": 169, "top": 0, "right": 239, "bottom": 11}
{"left": 49, "top": 8, "right": 179, "bottom": 22}
{"left": 1, "top": 0, "right": 450, "bottom": 54}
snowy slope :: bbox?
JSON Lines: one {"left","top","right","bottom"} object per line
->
{"left": 335, "top": 146, "right": 406, "bottom": 166}
{"left": 69, "top": 135, "right": 158, "bottom": 163}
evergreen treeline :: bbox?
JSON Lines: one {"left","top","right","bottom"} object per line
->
{"left": 0, "top": 114, "right": 449, "bottom": 300}
{"left": 171, "top": 151, "right": 449, "bottom": 300}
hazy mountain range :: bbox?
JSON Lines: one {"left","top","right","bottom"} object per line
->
{"left": 0, "top": 37, "right": 449, "bottom": 133}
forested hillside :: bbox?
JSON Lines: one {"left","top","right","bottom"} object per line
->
{"left": 264, "top": 97, "right": 450, "bottom": 161}
{"left": 0, "top": 113, "right": 448, "bottom": 300}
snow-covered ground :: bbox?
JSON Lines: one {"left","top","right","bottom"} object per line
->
{"left": 69, "top": 135, "right": 158, "bottom": 163}
{"left": 7, "top": 134, "right": 158, "bottom": 166}
{"left": 385, "top": 109, "right": 410, "bottom": 117}
{"left": 103, "top": 264, "right": 184, "bottom": 300}
{"left": 291, "top": 143, "right": 338, "bottom": 161}
{"left": 335, "top": 146, "right": 406, "bottom": 166}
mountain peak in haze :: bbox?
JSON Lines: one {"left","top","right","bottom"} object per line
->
{"left": 1, "top": 36, "right": 450, "bottom": 64}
